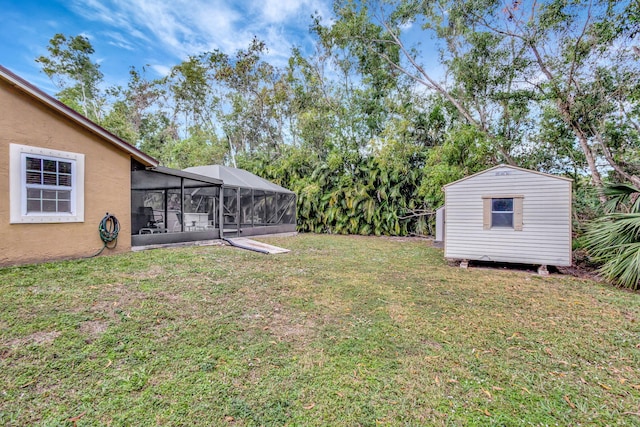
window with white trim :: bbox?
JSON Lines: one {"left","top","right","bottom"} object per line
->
{"left": 10, "top": 144, "right": 85, "bottom": 223}
{"left": 24, "top": 155, "right": 74, "bottom": 214}
{"left": 491, "top": 198, "right": 513, "bottom": 227}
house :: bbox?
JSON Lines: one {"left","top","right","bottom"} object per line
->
{"left": 0, "top": 65, "right": 157, "bottom": 266}
{"left": 1, "top": 66, "right": 296, "bottom": 266}
{"left": 442, "top": 164, "right": 572, "bottom": 270}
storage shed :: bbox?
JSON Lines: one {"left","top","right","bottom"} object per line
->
{"left": 443, "top": 165, "right": 572, "bottom": 267}
{"left": 183, "top": 165, "right": 296, "bottom": 237}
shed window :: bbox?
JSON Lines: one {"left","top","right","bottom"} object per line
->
{"left": 482, "top": 195, "right": 523, "bottom": 231}
{"left": 10, "top": 144, "right": 85, "bottom": 223}
{"left": 491, "top": 198, "right": 513, "bottom": 227}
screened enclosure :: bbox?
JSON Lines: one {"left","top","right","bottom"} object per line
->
{"left": 184, "top": 165, "right": 296, "bottom": 237}
{"left": 131, "top": 164, "right": 223, "bottom": 246}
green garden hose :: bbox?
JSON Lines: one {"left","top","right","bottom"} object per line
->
{"left": 90, "top": 213, "right": 120, "bottom": 257}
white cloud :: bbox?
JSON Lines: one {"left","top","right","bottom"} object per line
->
{"left": 258, "top": 0, "right": 304, "bottom": 24}
{"left": 103, "top": 31, "right": 136, "bottom": 51}
{"left": 149, "top": 64, "right": 171, "bottom": 77}
{"left": 68, "top": 0, "right": 249, "bottom": 58}
{"left": 68, "top": 0, "right": 333, "bottom": 62}
{"left": 399, "top": 21, "right": 414, "bottom": 31}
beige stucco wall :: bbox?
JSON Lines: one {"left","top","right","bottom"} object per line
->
{"left": 0, "top": 79, "right": 132, "bottom": 266}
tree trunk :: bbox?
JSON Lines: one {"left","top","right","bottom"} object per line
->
{"left": 567, "top": 120, "right": 606, "bottom": 202}
{"left": 592, "top": 130, "right": 640, "bottom": 188}
{"left": 379, "top": 18, "right": 516, "bottom": 166}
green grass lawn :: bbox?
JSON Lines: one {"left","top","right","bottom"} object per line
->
{"left": 1, "top": 234, "right": 639, "bottom": 426}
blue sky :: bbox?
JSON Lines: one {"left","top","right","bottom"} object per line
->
{"left": 0, "top": 0, "right": 334, "bottom": 94}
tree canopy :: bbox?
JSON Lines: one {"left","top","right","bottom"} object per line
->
{"left": 35, "top": 0, "right": 639, "bottom": 242}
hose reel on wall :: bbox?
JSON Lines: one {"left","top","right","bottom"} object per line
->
{"left": 90, "top": 212, "right": 120, "bottom": 257}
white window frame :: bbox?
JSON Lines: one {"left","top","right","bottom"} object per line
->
{"left": 491, "top": 198, "right": 514, "bottom": 228}
{"left": 10, "top": 143, "right": 85, "bottom": 223}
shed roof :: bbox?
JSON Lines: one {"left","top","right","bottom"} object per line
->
{"left": 443, "top": 164, "right": 572, "bottom": 190}
{"left": 0, "top": 65, "right": 158, "bottom": 167}
{"left": 184, "top": 165, "right": 294, "bottom": 193}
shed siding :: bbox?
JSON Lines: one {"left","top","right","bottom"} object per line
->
{"left": 444, "top": 166, "right": 571, "bottom": 266}
{"left": 0, "top": 77, "right": 132, "bottom": 266}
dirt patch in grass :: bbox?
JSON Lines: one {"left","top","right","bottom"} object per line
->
{"left": 240, "top": 287, "right": 319, "bottom": 343}
{"left": 89, "top": 282, "right": 149, "bottom": 319}
{"left": 156, "top": 290, "right": 185, "bottom": 304}
{"left": 387, "top": 303, "right": 408, "bottom": 324}
{"left": 6, "top": 330, "right": 61, "bottom": 348}
{"left": 79, "top": 320, "right": 109, "bottom": 341}
{"left": 380, "top": 235, "right": 432, "bottom": 243}
{"left": 421, "top": 339, "right": 444, "bottom": 350}
{"left": 267, "top": 310, "right": 318, "bottom": 343}
{"left": 130, "top": 264, "right": 166, "bottom": 279}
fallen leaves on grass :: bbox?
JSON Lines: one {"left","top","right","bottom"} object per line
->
{"left": 69, "top": 412, "right": 86, "bottom": 426}
{"left": 564, "top": 395, "right": 576, "bottom": 409}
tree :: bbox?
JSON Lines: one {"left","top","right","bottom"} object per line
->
{"left": 286, "top": 44, "right": 382, "bottom": 156}
{"left": 315, "top": 1, "right": 527, "bottom": 164}
{"left": 36, "top": 34, "right": 105, "bottom": 122}
{"left": 202, "top": 38, "right": 293, "bottom": 162}
{"left": 474, "top": 0, "right": 640, "bottom": 191}
{"left": 162, "top": 128, "right": 227, "bottom": 169}
{"left": 317, "top": 0, "right": 640, "bottom": 193}
{"left": 286, "top": 48, "right": 339, "bottom": 154}
{"left": 163, "top": 56, "right": 226, "bottom": 166}
{"left": 168, "top": 56, "right": 219, "bottom": 137}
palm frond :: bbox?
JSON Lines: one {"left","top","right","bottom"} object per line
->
{"left": 603, "top": 183, "right": 640, "bottom": 213}
{"left": 584, "top": 212, "right": 640, "bottom": 289}
{"left": 598, "top": 243, "right": 640, "bottom": 290}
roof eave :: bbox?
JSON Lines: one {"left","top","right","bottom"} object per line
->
{"left": 443, "top": 164, "right": 573, "bottom": 190}
{"left": 0, "top": 65, "right": 158, "bottom": 168}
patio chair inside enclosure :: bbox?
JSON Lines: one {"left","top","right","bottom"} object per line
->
{"left": 136, "top": 206, "right": 164, "bottom": 234}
